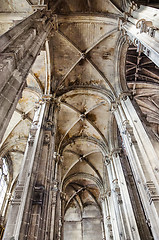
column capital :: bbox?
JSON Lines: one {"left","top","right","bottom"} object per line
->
{"left": 106, "top": 190, "right": 111, "bottom": 197}
{"left": 100, "top": 192, "right": 107, "bottom": 202}
{"left": 110, "top": 101, "right": 118, "bottom": 113}
{"left": 51, "top": 179, "right": 59, "bottom": 192}
{"left": 53, "top": 152, "right": 63, "bottom": 164}
{"left": 60, "top": 192, "right": 66, "bottom": 201}
{"left": 41, "top": 94, "right": 53, "bottom": 103}
{"left": 104, "top": 155, "right": 113, "bottom": 166}
{"left": 111, "top": 148, "right": 122, "bottom": 158}
{"left": 118, "top": 92, "right": 131, "bottom": 102}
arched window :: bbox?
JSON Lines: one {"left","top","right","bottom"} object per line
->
{"left": 0, "top": 157, "right": 9, "bottom": 211}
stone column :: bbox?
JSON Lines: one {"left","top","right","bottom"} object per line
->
{"left": 0, "top": 8, "right": 54, "bottom": 142}
{"left": 105, "top": 158, "right": 129, "bottom": 239}
{"left": 3, "top": 99, "right": 47, "bottom": 240}
{"left": 24, "top": 100, "right": 57, "bottom": 240}
{"left": 113, "top": 96, "right": 159, "bottom": 239}
{"left": 111, "top": 150, "right": 141, "bottom": 239}
{"left": 60, "top": 191, "right": 66, "bottom": 240}
{"left": 121, "top": 3, "right": 159, "bottom": 67}
{"left": 53, "top": 154, "right": 63, "bottom": 240}
{"left": 101, "top": 194, "right": 113, "bottom": 240}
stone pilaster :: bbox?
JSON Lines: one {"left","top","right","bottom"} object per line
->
{"left": 113, "top": 95, "right": 159, "bottom": 239}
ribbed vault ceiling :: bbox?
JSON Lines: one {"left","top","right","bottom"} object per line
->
{"left": 50, "top": 0, "right": 122, "bottom": 211}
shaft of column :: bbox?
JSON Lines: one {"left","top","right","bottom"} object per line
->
{"left": 113, "top": 98, "right": 159, "bottom": 239}
{"left": 106, "top": 159, "right": 127, "bottom": 239}
{"left": 112, "top": 151, "right": 141, "bottom": 239}
{"left": 3, "top": 100, "right": 47, "bottom": 240}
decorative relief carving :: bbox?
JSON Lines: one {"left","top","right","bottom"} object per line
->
{"left": 104, "top": 156, "right": 112, "bottom": 165}
{"left": 53, "top": 152, "right": 63, "bottom": 163}
{"left": 28, "top": 121, "right": 39, "bottom": 145}
{"left": 106, "top": 216, "right": 113, "bottom": 239}
{"left": 51, "top": 180, "right": 59, "bottom": 205}
{"left": 110, "top": 102, "right": 118, "bottom": 113}
{"left": 145, "top": 181, "right": 159, "bottom": 204}
{"left": 43, "top": 133, "right": 50, "bottom": 145}
{"left": 133, "top": 38, "right": 150, "bottom": 57}
{"left": 122, "top": 120, "right": 137, "bottom": 145}
{"left": 60, "top": 192, "right": 66, "bottom": 201}
{"left": 136, "top": 19, "right": 157, "bottom": 37}
{"left": 12, "top": 184, "right": 24, "bottom": 205}
{"left": 100, "top": 192, "right": 107, "bottom": 203}
{"left": 52, "top": 179, "right": 59, "bottom": 192}
{"left": 113, "top": 180, "right": 123, "bottom": 205}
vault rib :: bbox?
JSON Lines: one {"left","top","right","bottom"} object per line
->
{"left": 58, "top": 117, "right": 81, "bottom": 152}
{"left": 85, "top": 117, "right": 108, "bottom": 146}
{"left": 71, "top": 182, "right": 102, "bottom": 211}
{"left": 62, "top": 150, "right": 102, "bottom": 184}
{"left": 68, "top": 185, "right": 83, "bottom": 214}
{"left": 126, "top": 60, "right": 136, "bottom": 65}
{"left": 86, "top": 57, "right": 116, "bottom": 95}
{"left": 56, "top": 56, "right": 83, "bottom": 92}
{"left": 60, "top": 136, "right": 108, "bottom": 157}
{"left": 56, "top": 27, "right": 117, "bottom": 96}
{"left": 57, "top": 85, "right": 114, "bottom": 103}
{"left": 87, "top": 0, "right": 91, "bottom": 11}
{"left": 65, "top": 187, "right": 84, "bottom": 210}
{"left": 85, "top": 27, "right": 118, "bottom": 54}
{"left": 30, "top": 70, "right": 44, "bottom": 93}
{"left": 57, "top": 13, "right": 119, "bottom": 24}
{"left": 15, "top": 108, "right": 33, "bottom": 122}
{"left": 83, "top": 157, "right": 102, "bottom": 181}
{"left": 64, "top": 149, "right": 101, "bottom": 157}
{"left": 142, "top": 67, "right": 159, "bottom": 80}
{"left": 63, "top": 173, "right": 103, "bottom": 192}
{"left": 126, "top": 65, "right": 137, "bottom": 73}
{"left": 59, "top": 101, "right": 108, "bottom": 146}
{"left": 52, "top": 0, "right": 63, "bottom": 11}
{"left": 60, "top": 101, "right": 81, "bottom": 115}
{"left": 85, "top": 101, "right": 106, "bottom": 115}
{"left": 58, "top": 23, "right": 118, "bottom": 54}
{"left": 57, "top": 29, "right": 82, "bottom": 54}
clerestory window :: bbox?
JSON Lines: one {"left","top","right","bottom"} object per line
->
{"left": 0, "top": 158, "right": 9, "bottom": 211}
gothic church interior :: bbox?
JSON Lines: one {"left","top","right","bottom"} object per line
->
{"left": 0, "top": 0, "right": 159, "bottom": 239}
